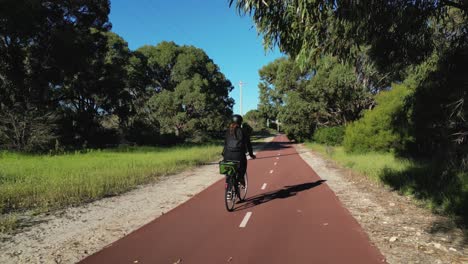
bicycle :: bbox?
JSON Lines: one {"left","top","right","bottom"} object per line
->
{"left": 219, "top": 160, "right": 248, "bottom": 212}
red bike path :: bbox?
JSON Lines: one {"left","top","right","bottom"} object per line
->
{"left": 80, "top": 135, "right": 386, "bottom": 264}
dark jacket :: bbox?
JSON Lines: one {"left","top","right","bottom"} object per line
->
{"left": 223, "top": 126, "right": 253, "bottom": 157}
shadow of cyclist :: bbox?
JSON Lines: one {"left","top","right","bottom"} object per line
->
{"left": 234, "top": 180, "right": 326, "bottom": 211}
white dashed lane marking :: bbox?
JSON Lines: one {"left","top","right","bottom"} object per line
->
{"left": 239, "top": 212, "right": 252, "bottom": 228}
{"left": 269, "top": 170, "right": 274, "bottom": 174}
{"left": 261, "top": 183, "right": 267, "bottom": 190}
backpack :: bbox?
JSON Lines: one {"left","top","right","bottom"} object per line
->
{"left": 225, "top": 127, "right": 244, "bottom": 152}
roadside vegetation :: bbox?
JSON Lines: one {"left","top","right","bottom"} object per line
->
{"left": 229, "top": 1, "right": 468, "bottom": 223}
{"left": 0, "top": 1, "right": 236, "bottom": 232}
{"left": 0, "top": 144, "right": 221, "bottom": 231}
{"left": 305, "top": 143, "right": 408, "bottom": 182}
{"left": 1, "top": 1, "right": 234, "bottom": 153}
{"left": 306, "top": 143, "right": 468, "bottom": 220}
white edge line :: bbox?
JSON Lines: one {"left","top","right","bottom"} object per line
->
{"left": 261, "top": 183, "right": 267, "bottom": 190}
{"left": 239, "top": 212, "right": 252, "bottom": 228}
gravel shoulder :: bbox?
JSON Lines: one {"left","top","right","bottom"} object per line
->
{"left": 296, "top": 143, "right": 467, "bottom": 264}
{"left": 0, "top": 163, "right": 224, "bottom": 264}
{"left": 0, "top": 137, "right": 273, "bottom": 264}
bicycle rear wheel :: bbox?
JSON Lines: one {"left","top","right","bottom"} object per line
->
{"left": 225, "top": 176, "right": 237, "bottom": 212}
{"left": 238, "top": 172, "right": 248, "bottom": 201}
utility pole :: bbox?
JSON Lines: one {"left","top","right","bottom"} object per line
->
{"left": 239, "top": 81, "right": 247, "bottom": 115}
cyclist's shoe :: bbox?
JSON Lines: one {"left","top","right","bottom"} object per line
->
{"left": 226, "top": 191, "right": 233, "bottom": 200}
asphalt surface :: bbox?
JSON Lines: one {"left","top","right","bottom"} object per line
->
{"left": 80, "top": 135, "right": 385, "bottom": 264}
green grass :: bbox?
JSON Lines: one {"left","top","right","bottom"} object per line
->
{"left": 305, "top": 142, "right": 468, "bottom": 222}
{"left": 0, "top": 145, "right": 222, "bottom": 215}
{"left": 305, "top": 142, "right": 414, "bottom": 181}
{"left": 0, "top": 214, "right": 18, "bottom": 233}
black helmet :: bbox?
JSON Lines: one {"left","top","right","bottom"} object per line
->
{"left": 232, "top": 114, "right": 243, "bottom": 125}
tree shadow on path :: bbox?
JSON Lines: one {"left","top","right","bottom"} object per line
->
{"left": 252, "top": 151, "right": 308, "bottom": 160}
{"left": 259, "top": 141, "right": 293, "bottom": 151}
{"left": 234, "top": 180, "right": 326, "bottom": 211}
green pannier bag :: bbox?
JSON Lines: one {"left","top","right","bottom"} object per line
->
{"left": 219, "top": 160, "right": 239, "bottom": 176}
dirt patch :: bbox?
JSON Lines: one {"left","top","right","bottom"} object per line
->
{"left": 0, "top": 137, "right": 273, "bottom": 264}
{"left": 296, "top": 144, "right": 467, "bottom": 264}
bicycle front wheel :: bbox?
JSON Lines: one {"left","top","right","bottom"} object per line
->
{"left": 225, "top": 176, "right": 237, "bottom": 212}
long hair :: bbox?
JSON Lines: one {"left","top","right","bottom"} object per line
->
{"left": 229, "top": 122, "right": 240, "bottom": 138}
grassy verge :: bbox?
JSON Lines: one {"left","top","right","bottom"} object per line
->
{"left": 305, "top": 142, "right": 468, "bottom": 223}
{"left": 305, "top": 143, "right": 415, "bottom": 181}
{"left": 0, "top": 144, "right": 222, "bottom": 216}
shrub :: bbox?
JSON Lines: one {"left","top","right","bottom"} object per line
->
{"left": 313, "top": 126, "right": 345, "bottom": 146}
{"left": 343, "top": 84, "right": 413, "bottom": 153}
{"left": 126, "top": 118, "right": 160, "bottom": 145}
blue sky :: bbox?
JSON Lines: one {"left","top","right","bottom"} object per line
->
{"left": 109, "top": 0, "right": 283, "bottom": 115}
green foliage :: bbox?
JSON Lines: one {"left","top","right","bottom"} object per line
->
{"left": 257, "top": 57, "right": 299, "bottom": 121}
{"left": 407, "top": 47, "right": 468, "bottom": 157}
{"left": 303, "top": 56, "right": 372, "bottom": 126}
{"left": 234, "top": 0, "right": 468, "bottom": 222}
{"left": 313, "top": 126, "right": 345, "bottom": 146}
{"left": 343, "top": 84, "right": 413, "bottom": 153}
{"left": 229, "top": 0, "right": 464, "bottom": 72}
{"left": 243, "top": 110, "right": 265, "bottom": 131}
{"left": 140, "top": 42, "right": 234, "bottom": 141}
{"left": 0, "top": 0, "right": 111, "bottom": 109}
{"left": 0, "top": 0, "right": 114, "bottom": 148}
{"left": 278, "top": 91, "right": 314, "bottom": 142}
{"left": 0, "top": 3, "right": 233, "bottom": 150}
{"left": 260, "top": 55, "right": 371, "bottom": 141}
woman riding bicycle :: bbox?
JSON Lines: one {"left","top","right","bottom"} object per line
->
{"left": 222, "top": 114, "right": 256, "bottom": 186}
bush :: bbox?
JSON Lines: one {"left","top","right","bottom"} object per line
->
{"left": 313, "top": 126, "right": 344, "bottom": 146}
{"left": 158, "top": 133, "right": 183, "bottom": 145}
{"left": 343, "top": 84, "right": 413, "bottom": 153}
{"left": 126, "top": 118, "right": 160, "bottom": 146}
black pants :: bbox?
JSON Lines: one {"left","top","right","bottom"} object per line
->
{"left": 223, "top": 151, "right": 247, "bottom": 183}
